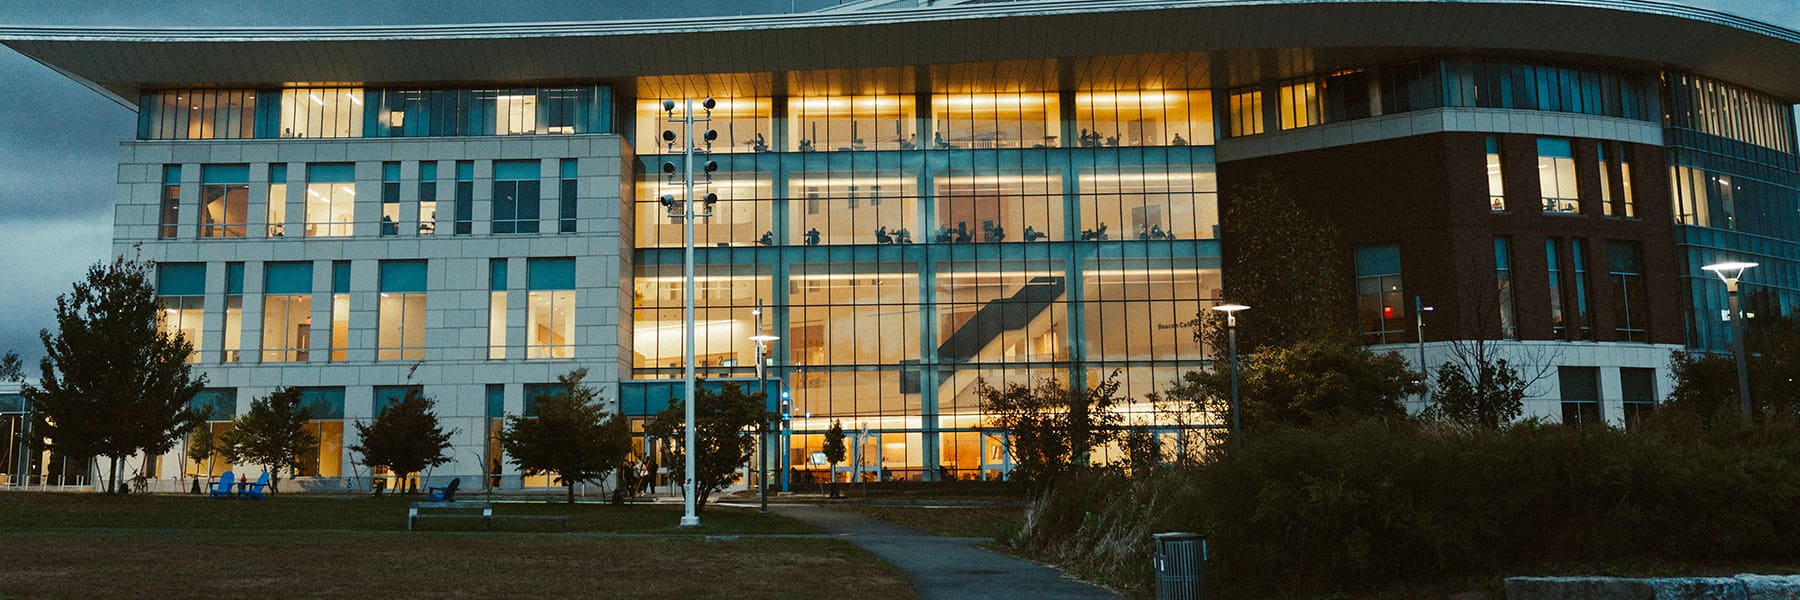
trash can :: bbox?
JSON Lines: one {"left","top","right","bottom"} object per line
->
{"left": 1153, "top": 532, "right": 1207, "bottom": 600}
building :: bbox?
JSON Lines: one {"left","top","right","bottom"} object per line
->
{"left": 2, "top": 0, "right": 1798, "bottom": 491}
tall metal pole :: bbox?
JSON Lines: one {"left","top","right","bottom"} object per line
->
{"left": 756, "top": 299, "right": 769, "bottom": 515}
{"left": 1227, "top": 315, "right": 1241, "bottom": 450}
{"left": 679, "top": 98, "right": 700, "bottom": 528}
{"left": 1728, "top": 284, "right": 1753, "bottom": 420}
{"left": 1415, "top": 295, "right": 1429, "bottom": 384}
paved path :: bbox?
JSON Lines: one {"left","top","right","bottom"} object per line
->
{"left": 774, "top": 504, "right": 1119, "bottom": 600}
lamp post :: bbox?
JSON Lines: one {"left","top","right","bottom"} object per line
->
{"left": 749, "top": 299, "right": 780, "bottom": 514}
{"left": 1702, "top": 261, "right": 1758, "bottom": 420}
{"left": 1211, "top": 304, "right": 1250, "bottom": 449}
{"left": 661, "top": 98, "right": 719, "bottom": 528}
{"left": 1415, "top": 296, "right": 1435, "bottom": 386}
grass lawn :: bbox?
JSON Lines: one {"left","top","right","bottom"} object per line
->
{"left": 0, "top": 493, "right": 912, "bottom": 599}
{"left": 829, "top": 504, "right": 1026, "bottom": 539}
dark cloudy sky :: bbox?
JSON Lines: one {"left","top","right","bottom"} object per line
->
{"left": 0, "top": 0, "right": 1795, "bottom": 366}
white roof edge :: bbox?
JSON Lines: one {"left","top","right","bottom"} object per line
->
{"left": 0, "top": 0, "right": 1794, "bottom": 45}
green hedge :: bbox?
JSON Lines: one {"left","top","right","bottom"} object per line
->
{"left": 1018, "top": 420, "right": 1800, "bottom": 598}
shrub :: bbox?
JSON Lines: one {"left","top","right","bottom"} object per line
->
{"left": 1016, "top": 419, "right": 1800, "bottom": 598}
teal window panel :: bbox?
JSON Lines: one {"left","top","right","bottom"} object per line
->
{"left": 419, "top": 162, "right": 437, "bottom": 181}
{"left": 299, "top": 387, "right": 346, "bottom": 420}
{"left": 527, "top": 258, "right": 575, "bottom": 290}
{"left": 307, "top": 163, "right": 355, "bottom": 183}
{"left": 486, "top": 384, "right": 505, "bottom": 419}
{"left": 225, "top": 262, "right": 245, "bottom": 295}
{"left": 157, "top": 263, "right": 206, "bottom": 296}
{"left": 1355, "top": 245, "right": 1402, "bottom": 276}
{"left": 0, "top": 393, "right": 26, "bottom": 413}
{"left": 269, "top": 164, "right": 287, "bottom": 183}
{"left": 493, "top": 160, "right": 539, "bottom": 181}
{"left": 162, "top": 165, "right": 182, "bottom": 185}
{"left": 332, "top": 261, "right": 351, "bottom": 294}
{"left": 379, "top": 260, "right": 427, "bottom": 293}
{"left": 490, "top": 259, "right": 508, "bottom": 291}
{"left": 456, "top": 161, "right": 474, "bottom": 181}
{"left": 373, "top": 385, "right": 421, "bottom": 413}
{"left": 560, "top": 158, "right": 578, "bottom": 179}
{"left": 382, "top": 162, "right": 401, "bottom": 182}
{"left": 523, "top": 383, "right": 561, "bottom": 417}
{"left": 1537, "top": 137, "right": 1573, "bottom": 157}
{"left": 190, "top": 388, "right": 237, "bottom": 421}
{"left": 202, "top": 164, "right": 250, "bottom": 184}
{"left": 264, "top": 262, "right": 314, "bottom": 295}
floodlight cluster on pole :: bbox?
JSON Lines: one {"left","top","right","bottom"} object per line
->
{"left": 661, "top": 98, "right": 719, "bottom": 528}
{"left": 1702, "top": 260, "right": 1758, "bottom": 420}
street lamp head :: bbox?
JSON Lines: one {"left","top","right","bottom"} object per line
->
{"left": 1702, "top": 261, "right": 1758, "bottom": 286}
{"left": 749, "top": 334, "right": 780, "bottom": 342}
{"left": 1211, "top": 303, "right": 1249, "bottom": 326}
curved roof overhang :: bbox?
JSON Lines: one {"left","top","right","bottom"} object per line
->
{"left": 4, "top": 0, "right": 1800, "bottom": 105}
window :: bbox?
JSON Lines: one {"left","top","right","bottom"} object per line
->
{"left": 1277, "top": 81, "right": 1321, "bottom": 130}
{"left": 261, "top": 262, "right": 313, "bottom": 362}
{"left": 156, "top": 263, "right": 205, "bottom": 363}
{"left": 267, "top": 164, "right": 288, "bottom": 237}
{"left": 1566, "top": 240, "right": 1592, "bottom": 337}
{"left": 305, "top": 164, "right": 355, "bottom": 237}
{"left": 381, "top": 162, "right": 401, "bottom": 236}
{"left": 418, "top": 162, "right": 438, "bottom": 235}
{"left": 492, "top": 160, "right": 541, "bottom": 234}
{"left": 1598, "top": 145, "right": 1616, "bottom": 217}
{"left": 1072, "top": 90, "right": 1213, "bottom": 147}
{"left": 1537, "top": 138, "right": 1579, "bottom": 214}
{"left": 137, "top": 90, "right": 258, "bottom": 140}
{"left": 330, "top": 262, "right": 350, "bottom": 362}
{"left": 454, "top": 161, "right": 473, "bottom": 235}
{"left": 1485, "top": 137, "right": 1505, "bottom": 211}
{"left": 160, "top": 165, "right": 181, "bottom": 239}
{"left": 378, "top": 261, "right": 428, "bottom": 361}
{"left": 1559, "top": 366, "right": 1602, "bottom": 427}
{"left": 1355, "top": 245, "right": 1406, "bottom": 343}
{"left": 1547, "top": 239, "right": 1566, "bottom": 338}
{"left": 1621, "top": 367, "right": 1656, "bottom": 428}
{"left": 1619, "top": 149, "right": 1636, "bottom": 218}
{"left": 278, "top": 88, "right": 364, "bottom": 139}
{"left": 223, "top": 263, "right": 244, "bottom": 363}
{"left": 1227, "top": 89, "right": 1263, "bottom": 136}
{"left": 200, "top": 165, "right": 249, "bottom": 238}
{"left": 489, "top": 259, "right": 508, "bottom": 360}
{"left": 293, "top": 388, "right": 344, "bottom": 477}
{"left": 485, "top": 385, "right": 505, "bottom": 487}
{"left": 527, "top": 258, "right": 576, "bottom": 359}
{"left": 1495, "top": 237, "right": 1517, "bottom": 340}
{"left": 1609, "top": 241, "right": 1648, "bottom": 341}
{"left": 559, "top": 159, "right": 577, "bottom": 233}
{"left": 188, "top": 389, "right": 238, "bottom": 477}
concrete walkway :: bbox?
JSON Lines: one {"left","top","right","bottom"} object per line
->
{"left": 774, "top": 504, "right": 1120, "bottom": 600}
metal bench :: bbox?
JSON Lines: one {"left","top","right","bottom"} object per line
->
{"left": 407, "top": 501, "right": 492, "bottom": 531}
{"left": 406, "top": 501, "right": 571, "bottom": 532}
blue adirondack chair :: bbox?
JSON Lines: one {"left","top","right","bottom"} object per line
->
{"left": 427, "top": 477, "right": 460, "bottom": 502}
{"left": 239, "top": 472, "right": 271, "bottom": 500}
{"left": 208, "top": 471, "right": 236, "bottom": 499}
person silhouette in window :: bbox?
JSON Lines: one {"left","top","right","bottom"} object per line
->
{"left": 805, "top": 227, "right": 821, "bottom": 246}
{"left": 987, "top": 224, "right": 1006, "bottom": 243}
{"left": 1137, "top": 223, "right": 1151, "bottom": 240}
{"left": 758, "top": 230, "right": 773, "bottom": 246}
{"left": 954, "top": 221, "right": 971, "bottom": 243}
{"left": 875, "top": 225, "right": 893, "bottom": 245}
{"left": 1172, "top": 133, "right": 1187, "bottom": 146}
{"left": 1151, "top": 224, "right": 1168, "bottom": 240}
{"left": 895, "top": 226, "right": 913, "bottom": 244}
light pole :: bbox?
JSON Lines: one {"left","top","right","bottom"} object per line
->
{"left": 749, "top": 299, "right": 780, "bottom": 514}
{"left": 1702, "top": 261, "right": 1758, "bottom": 420}
{"left": 1211, "top": 304, "right": 1249, "bottom": 449}
{"left": 661, "top": 98, "right": 720, "bottom": 528}
{"left": 1415, "top": 296, "right": 1435, "bottom": 386}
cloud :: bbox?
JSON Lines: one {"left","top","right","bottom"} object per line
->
{"left": 0, "top": 216, "right": 113, "bottom": 364}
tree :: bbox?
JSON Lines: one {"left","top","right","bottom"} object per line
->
{"left": 1216, "top": 171, "right": 1355, "bottom": 351}
{"left": 350, "top": 389, "right": 455, "bottom": 493}
{"left": 22, "top": 257, "right": 206, "bottom": 495}
{"left": 644, "top": 381, "right": 766, "bottom": 514}
{"left": 0, "top": 351, "right": 23, "bottom": 382}
{"left": 976, "top": 371, "right": 1125, "bottom": 486}
{"left": 499, "top": 369, "right": 631, "bottom": 504}
{"left": 1171, "top": 339, "right": 1424, "bottom": 437}
{"left": 1425, "top": 339, "right": 1554, "bottom": 428}
{"left": 186, "top": 421, "right": 217, "bottom": 478}
{"left": 822, "top": 420, "right": 847, "bottom": 498}
{"left": 221, "top": 387, "right": 316, "bottom": 494}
